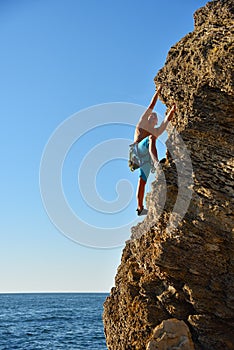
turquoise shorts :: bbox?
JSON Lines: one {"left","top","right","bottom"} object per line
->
{"left": 138, "top": 137, "right": 151, "bottom": 182}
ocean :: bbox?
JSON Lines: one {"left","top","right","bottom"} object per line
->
{"left": 0, "top": 293, "right": 108, "bottom": 350}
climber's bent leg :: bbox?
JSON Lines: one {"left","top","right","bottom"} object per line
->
{"left": 149, "top": 135, "right": 158, "bottom": 165}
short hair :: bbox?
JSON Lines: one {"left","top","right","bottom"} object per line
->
{"left": 148, "top": 112, "right": 157, "bottom": 119}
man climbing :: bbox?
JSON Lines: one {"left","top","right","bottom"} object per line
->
{"left": 134, "top": 85, "right": 176, "bottom": 216}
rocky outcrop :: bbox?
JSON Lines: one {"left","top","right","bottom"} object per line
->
{"left": 103, "top": 1, "right": 234, "bottom": 349}
{"left": 146, "top": 319, "right": 195, "bottom": 350}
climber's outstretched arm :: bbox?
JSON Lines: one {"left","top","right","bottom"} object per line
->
{"left": 137, "top": 85, "right": 162, "bottom": 124}
{"left": 155, "top": 104, "right": 176, "bottom": 137}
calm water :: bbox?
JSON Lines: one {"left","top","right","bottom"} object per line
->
{"left": 0, "top": 293, "right": 108, "bottom": 350}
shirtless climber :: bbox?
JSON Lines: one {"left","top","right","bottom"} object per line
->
{"left": 134, "top": 86, "right": 176, "bottom": 216}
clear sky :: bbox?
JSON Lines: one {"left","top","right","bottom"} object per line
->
{"left": 0, "top": 0, "right": 208, "bottom": 293}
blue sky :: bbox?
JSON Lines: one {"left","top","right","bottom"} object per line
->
{"left": 0, "top": 0, "right": 207, "bottom": 292}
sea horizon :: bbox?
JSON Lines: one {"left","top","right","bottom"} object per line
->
{"left": 0, "top": 291, "right": 109, "bottom": 295}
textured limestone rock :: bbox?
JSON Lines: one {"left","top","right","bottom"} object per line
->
{"left": 103, "top": 1, "right": 234, "bottom": 349}
{"left": 146, "top": 318, "right": 194, "bottom": 350}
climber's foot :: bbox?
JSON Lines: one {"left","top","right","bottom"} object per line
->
{"left": 136, "top": 207, "right": 148, "bottom": 216}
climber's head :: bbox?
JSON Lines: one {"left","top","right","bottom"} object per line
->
{"left": 148, "top": 112, "right": 158, "bottom": 127}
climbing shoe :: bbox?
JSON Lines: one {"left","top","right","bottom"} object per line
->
{"left": 136, "top": 207, "right": 148, "bottom": 216}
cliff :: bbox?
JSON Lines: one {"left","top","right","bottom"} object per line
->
{"left": 103, "top": 1, "right": 234, "bottom": 349}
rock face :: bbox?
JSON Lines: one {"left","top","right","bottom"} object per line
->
{"left": 103, "top": 1, "right": 234, "bottom": 349}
